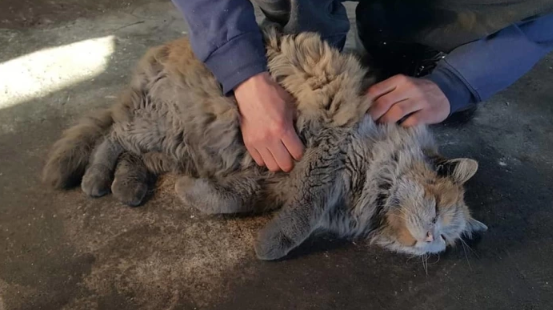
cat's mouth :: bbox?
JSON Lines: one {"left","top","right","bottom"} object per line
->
{"left": 418, "top": 241, "right": 447, "bottom": 254}
{"left": 374, "top": 235, "right": 449, "bottom": 256}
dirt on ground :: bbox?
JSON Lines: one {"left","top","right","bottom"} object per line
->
{"left": 0, "top": 0, "right": 153, "bottom": 28}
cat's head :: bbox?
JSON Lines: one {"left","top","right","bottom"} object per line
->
{"left": 372, "top": 157, "right": 487, "bottom": 256}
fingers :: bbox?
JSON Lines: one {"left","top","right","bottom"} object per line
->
{"left": 251, "top": 139, "right": 295, "bottom": 173}
{"left": 366, "top": 75, "right": 400, "bottom": 101}
{"left": 259, "top": 148, "right": 280, "bottom": 172}
{"left": 368, "top": 75, "right": 408, "bottom": 121}
{"left": 267, "top": 142, "right": 294, "bottom": 172}
{"left": 378, "top": 99, "right": 422, "bottom": 124}
{"left": 400, "top": 110, "right": 435, "bottom": 127}
{"left": 400, "top": 113, "right": 420, "bottom": 127}
{"left": 366, "top": 75, "right": 451, "bottom": 126}
{"left": 281, "top": 130, "right": 304, "bottom": 161}
{"left": 246, "top": 145, "right": 265, "bottom": 166}
{"left": 244, "top": 125, "right": 303, "bottom": 172}
{"left": 249, "top": 136, "right": 302, "bottom": 173}
{"left": 246, "top": 122, "right": 304, "bottom": 172}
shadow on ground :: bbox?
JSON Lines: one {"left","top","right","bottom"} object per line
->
{"left": 1, "top": 1, "right": 553, "bottom": 309}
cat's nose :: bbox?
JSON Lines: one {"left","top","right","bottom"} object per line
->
{"left": 425, "top": 231, "right": 434, "bottom": 243}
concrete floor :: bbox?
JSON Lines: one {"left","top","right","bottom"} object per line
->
{"left": 1, "top": 1, "right": 553, "bottom": 309}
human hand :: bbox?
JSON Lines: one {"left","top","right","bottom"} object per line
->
{"left": 234, "top": 72, "right": 304, "bottom": 172}
{"left": 367, "top": 74, "right": 450, "bottom": 126}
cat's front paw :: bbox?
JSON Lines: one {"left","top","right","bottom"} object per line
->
{"left": 255, "top": 221, "right": 295, "bottom": 261}
{"left": 81, "top": 164, "right": 112, "bottom": 197}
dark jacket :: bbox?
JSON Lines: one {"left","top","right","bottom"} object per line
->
{"left": 171, "top": 0, "right": 553, "bottom": 113}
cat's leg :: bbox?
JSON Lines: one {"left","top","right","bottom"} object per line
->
{"left": 254, "top": 149, "right": 344, "bottom": 260}
{"left": 175, "top": 170, "right": 260, "bottom": 215}
{"left": 81, "top": 137, "right": 123, "bottom": 197}
{"left": 111, "top": 152, "right": 153, "bottom": 207}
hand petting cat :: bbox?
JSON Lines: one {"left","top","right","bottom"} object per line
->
{"left": 237, "top": 73, "right": 451, "bottom": 173}
{"left": 367, "top": 74, "right": 450, "bottom": 127}
{"left": 234, "top": 72, "right": 305, "bottom": 173}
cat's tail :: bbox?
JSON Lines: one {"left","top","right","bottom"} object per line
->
{"left": 42, "top": 108, "right": 114, "bottom": 189}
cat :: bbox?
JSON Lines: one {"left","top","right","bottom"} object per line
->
{"left": 42, "top": 25, "right": 487, "bottom": 260}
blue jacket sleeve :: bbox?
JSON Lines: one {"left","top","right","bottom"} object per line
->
{"left": 171, "top": 0, "right": 267, "bottom": 94}
{"left": 426, "top": 14, "right": 553, "bottom": 114}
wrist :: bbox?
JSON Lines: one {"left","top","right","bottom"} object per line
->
{"left": 234, "top": 72, "right": 271, "bottom": 94}
{"left": 425, "top": 64, "right": 477, "bottom": 115}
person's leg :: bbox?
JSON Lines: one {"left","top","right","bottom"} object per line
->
{"left": 252, "top": 0, "right": 350, "bottom": 51}
{"left": 355, "top": 0, "right": 553, "bottom": 77}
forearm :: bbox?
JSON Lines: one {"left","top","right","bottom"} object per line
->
{"left": 172, "top": 0, "right": 268, "bottom": 93}
{"left": 426, "top": 13, "right": 553, "bottom": 114}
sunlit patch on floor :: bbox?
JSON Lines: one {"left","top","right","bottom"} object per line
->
{"left": 0, "top": 36, "right": 114, "bottom": 110}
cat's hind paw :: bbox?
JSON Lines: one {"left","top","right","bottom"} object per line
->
{"left": 112, "top": 177, "right": 148, "bottom": 207}
{"left": 110, "top": 152, "right": 151, "bottom": 207}
{"left": 81, "top": 164, "right": 112, "bottom": 197}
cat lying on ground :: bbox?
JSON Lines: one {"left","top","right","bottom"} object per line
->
{"left": 42, "top": 25, "right": 487, "bottom": 260}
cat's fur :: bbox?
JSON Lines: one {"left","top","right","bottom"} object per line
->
{"left": 43, "top": 25, "right": 487, "bottom": 260}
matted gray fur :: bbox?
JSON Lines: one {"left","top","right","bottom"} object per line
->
{"left": 43, "top": 25, "right": 487, "bottom": 260}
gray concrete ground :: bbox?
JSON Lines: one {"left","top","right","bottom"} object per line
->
{"left": 1, "top": 1, "right": 553, "bottom": 309}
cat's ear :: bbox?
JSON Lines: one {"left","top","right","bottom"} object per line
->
{"left": 437, "top": 158, "right": 478, "bottom": 184}
{"left": 463, "top": 216, "right": 488, "bottom": 238}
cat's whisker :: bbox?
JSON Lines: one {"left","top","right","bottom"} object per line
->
{"left": 429, "top": 254, "right": 441, "bottom": 265}
{"left": 459, "top": 237, "right": 479, "bottom": 259}
{"left": 406, "top": 254, "right": 418, "bottom": 263}
{"left": 459, "top": 239, "right": 472, "bottom": 270}
{"left": 421, "top": 254, "right": 429, "bottom": 275}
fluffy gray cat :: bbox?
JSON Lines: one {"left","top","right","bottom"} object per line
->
{"left": 43, "top": 26, "right": 487, "bottom": 260}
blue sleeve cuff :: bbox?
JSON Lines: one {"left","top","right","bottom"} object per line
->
{"left": 425, "top": 62, "right": 479, "bottom": 115}
{"left": 204, "top": 32, "right": 268, "bottom": 94}
{"left": 425, "top": 13, "right": 553, "bottom": 115}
